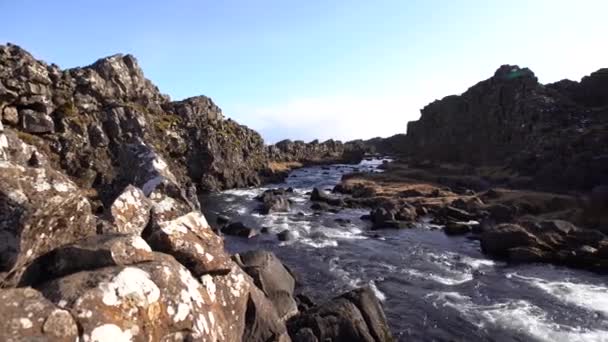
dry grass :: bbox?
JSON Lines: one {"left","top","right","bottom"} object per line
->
{"left": 267, "top": 161, "right": 303, "bottom": 173}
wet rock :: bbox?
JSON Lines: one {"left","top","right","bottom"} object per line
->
{"left": 335, "top": 218, "right": 352, "bottom": 225}
{"left": 438, "top": 206, "right": 476, "bottom": 222}
{"left": 480, "top": 223, "right": 546, "bottom": 258}
{"left": 257, "top": 188, "right": 291, "bottom": 214}
{"left": 443, "top": 222, "right": 473, "bottom": 236}
{"left": 311, "top": 187, "right": 344, "bottom": 206}
{"left": 216, "top": 214, "right": 230, "bottom": 225}
{"left": 487, "top": 203, "right": 517, "bottom": 223}
{"left": 105, "top": 185, "right": 152, "bottom": 235}
{"left": 0, "top": 287, "right": 78, "bottom": 342}
{"left": 288, "top": 286, "right": 392, "bottom": 342}
{"left": 222, "top": 222, "right": 258, "bottom": 238}
{"left": 277, "top": 230, "right": 297, "bottom": 242}
{"left": 235, "top": 250, "right": 298, "bottom": 321}
{"left": 146, "top": 212, "right": 232, "bottom": 276}
{"left": 508, "top": 246, "right": 548, "bottom": 262}
{"left": 310, "top": 202, "right": 340, "bottom": 213}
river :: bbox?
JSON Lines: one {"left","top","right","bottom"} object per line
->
{"left": 202, "top": 159, "right": 608, "bottom": 341}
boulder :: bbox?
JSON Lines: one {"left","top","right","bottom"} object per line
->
{"left": 18, "top": 234, "right": 155, "bottom": 286}
{"left": 0, "top": 287, "right": 78, "bottom": 342}
{"left": 257, "top": 189, "right": 291, "bottom": 214}
{"left": 277, "top": 230, "right": 298, "bottom": 242}
{"left": 2, "top": 106, "right": 18, "bottom": 125}
{"left": 480, "top": 223, "right": 546, "bottom": 258}
{"left": 146, "top": 212, "right": 232, "bottom": 276}
{"left": 105, "top": 185, "right": 152, "bottom": 235}
{"left": 35, "top": 253, "right": 290, "bottom": 342}
{"left": 0, "top": 161, "right": 97, "bottom": 286}
{"left": 288, "top": 286, "right": 392, "bottom": 342}
{"left": 443, "top": 222, "right": 473, "bottom": 236}
{"left": 438, "top": 206, "right": 476, "bottom": 221}
{"left": 19, "top": 109, "right": 55, "bottom": 133}
{"left": 235, "top": 250, "right": 298, "bottom": 321}
{"left": 222, "top": 222, "right": 258, "bottom": 238}
{"left": 311, "top": 187, "right": 344, "bottom": 206}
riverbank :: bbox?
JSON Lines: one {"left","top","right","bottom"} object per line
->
{"left": 203, "top": 159, "right": 608, "bottom": 341}
{"left": 332, "top": 159, "right": 608, "bottom": 273}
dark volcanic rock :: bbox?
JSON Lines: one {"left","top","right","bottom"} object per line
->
{"left": 443, "top": 222, "right": 473, "bottom": 236}
{"left": 311, "top": 187, "right": 344, "bottom": 206}
{"left": 277, "top": 230, "right": 298, "bottom": 242}
{"left": 257, "top": 188, "right": 291, "bottom": 214}
{"left": 480, "top": 220, "right": 608, "bottom": 271}
{"left": 235, "top": 250, "right": 298, "bottom": 321}
{"left": 222, "top": 222, "right": 258, "bottom": 238}
{"left": 403, "top": 64, "right": 608, "bottom": 191}
{"left": 288, "top": 286, "right": 393, "bottom": 342}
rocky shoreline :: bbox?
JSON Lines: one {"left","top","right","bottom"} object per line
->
{"left": 0, "top": 44, "right": 390, "bottom": 341}
{"left": 1, "top": 41, "right": 607, "bottom": 341}
{"left": 327, "top": 160, "right": 608, "bottom": 273}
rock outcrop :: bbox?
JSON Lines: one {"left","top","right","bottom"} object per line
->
{"left": 401, "top": 65, "right": 607, "bottom": 191}
{"left": 0, "top": 43, "right": 363, "bottom": 208}
{"left": 288, "top": 286, "right": 393, "bottom": 342}
{"left": 268, "top": 139, "right": 365, "bottom": 165}
{"left": 0, "top": 43, "right": 391, "bottom": 341}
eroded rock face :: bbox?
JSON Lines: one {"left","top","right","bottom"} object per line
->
{"left": 403, "top": 64, "right": 608, "bottom": 191}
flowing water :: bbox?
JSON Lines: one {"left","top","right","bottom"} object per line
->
{"left": 201, "top": 159, "right": 608, "bottom": 341}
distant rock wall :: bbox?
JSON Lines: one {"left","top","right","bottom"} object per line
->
{"left": 268, "top": 138, "right": 365, "bottom": 164}
{"left": 402, "top": 65, "right": 608, "bottom": 191}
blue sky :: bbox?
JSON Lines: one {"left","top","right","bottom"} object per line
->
{"left": 1, "top": 1, "right": 607, "bottom": 143}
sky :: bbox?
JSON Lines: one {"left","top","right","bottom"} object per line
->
{"left": 1, "top": 1, "right": 607, "bottom": 143}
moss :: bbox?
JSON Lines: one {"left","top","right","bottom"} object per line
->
{"left": 154, "top": 114, "right": 182, "bottom": 131}
{"left": 15, "top": 131, "right": 61, "bottom": 165}
{"left": 56, "top": 100, "right": 91, "bottom": 130}
{"left": 58, "top": 101, "right": 78, "bottom": 117}
{"left": 16, "top": 131, "right": 38, "bottom": 145}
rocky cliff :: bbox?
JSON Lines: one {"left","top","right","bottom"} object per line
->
{"left": 0, "top": 43, "right": 363, "bottom": 204}
{"left": 402, "top": 65, "right": 608, "bottom": 191}
{"left": 0, "top": 44, "right": 389, "bottom": 341}
{"left": 268, "top": 138, "right": 365, "bottom": 164}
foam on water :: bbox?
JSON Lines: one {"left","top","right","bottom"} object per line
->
{"left": 429, "top": 292, "right": 608, "bottom": 342}
{"left": 404, "top": 268, "right": 473, "bottom": 286}
{"left": 509, "top": 273, "right": 608, "bottom": 316}
{"left": 369, "top": 280, "right": 387, "bottom": 302}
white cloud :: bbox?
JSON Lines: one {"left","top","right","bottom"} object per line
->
{"left": 229, "top": 73, "right": 480, "bottom": 144}
{"left": 234, "top": 94, "right": 408, "bottom": 143}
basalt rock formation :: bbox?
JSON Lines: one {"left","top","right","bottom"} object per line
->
{"left": 0, "top": 43, "right": 363, "bottom": 206}
{"left": 402, "top": 65, "right": 608, "bottom": 191}
{"left": 0, "top": 44, "right": 390, "bottom": 341}
{"left": 268, "top": 138, "right": 365, "bottom": 165}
